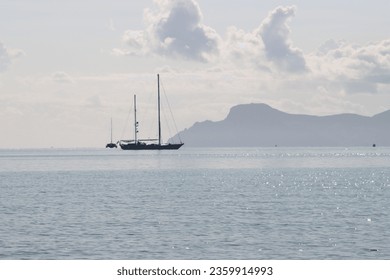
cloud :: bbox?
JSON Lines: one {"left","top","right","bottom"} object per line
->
{"left": 258, "top": 6, "right": 307, "bottom": 72}
{"left": 0, "top": 41, "right": 25, "bottom": 72}
{"left": 116, "top": 3, "right": 305, "bottom": 71}
{"left": 220, "top": 6, "right": 307, "bottom": 73}
{"left": 51, "top": 71, "right": 75, "bottom": 84}
{"left": 114, "top": 1, "right": 390, "bottom": 98}
{"left": 311, "top": 39, "right": 390, "bottom": 94}
{"left": 121, "top": 30, "right": 150, "bottom": 55}
{"left": 0, "top": 42, "right": 11, "bottom": 72}
{"left": 223, "top": 26, "right": 265, "bottom": 68}
{"left": 118, "top": 0, "right": 220, "bottom": 61}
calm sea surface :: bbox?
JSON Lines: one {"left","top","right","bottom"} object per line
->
{"left": 1, "top": 147, "right": 389, "bottom": 259}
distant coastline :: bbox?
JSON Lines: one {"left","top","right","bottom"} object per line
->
{"left": 170, "top": 103, "right": 390, "bottom": 147}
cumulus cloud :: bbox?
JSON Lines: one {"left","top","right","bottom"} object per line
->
{"left": 311, "top": 39, "right": 390, "bottom": 94}
{"left": 114, "top": 1, "right": 390, "bottom": 97}
{"left": 118, "top": 0, "right": 220, "bottom": 61}
{"left": 220, "top": 6, "right": 307, "bottom": 73}
{"left": 116, "top": 2, "right": 305, "bottom": 71}
{"left": 223, "top": 26, "right": 265, "bottom": 67}
{"left": 258, "top": 6, "right": 307, "bottom": 72}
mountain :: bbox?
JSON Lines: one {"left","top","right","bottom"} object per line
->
{"left": 170, "top": 103, "right": 390, "bottom": 147}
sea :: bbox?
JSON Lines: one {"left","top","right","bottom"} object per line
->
{"left": 0, "top": 147, "right": 389, "bottom": 260}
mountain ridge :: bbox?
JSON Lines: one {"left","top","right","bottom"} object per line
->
{"left": 170, "top": 103, "right": 390, "bottom": 147}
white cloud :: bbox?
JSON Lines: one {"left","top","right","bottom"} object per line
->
{"left": 257, "top": 6, "right": 307, "bottom": 73}
{"left": 310, "top": 39, "right": 390, "bottom": 94}
{"left": 118, "top": 0, "right": 220, "bottom": 61}
{"left": 222, "top": 26, "right": 268, "bottom": 70}
{"left": 114, "top": 1, "right": 390, "bottom": 99}
{"left": 0, "top": 41, "right": 25, "bottom": 72}
{"left": 0, "top": 42, "right": 11, "bottom": 72}
{"left": 51, "top": 71, "right": 75, "bottom": 84}
{"left": 116, "top": 3, "right": 306, "bottom": 72}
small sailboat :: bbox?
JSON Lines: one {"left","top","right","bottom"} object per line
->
{"left": 119, "top": 74, "right": 184, "bottom": 150}
{"left": 106, "top": 118, "right": 117, "bottom": 148}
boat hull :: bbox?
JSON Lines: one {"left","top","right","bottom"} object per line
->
{"left": 120, "top": 143, "right": 183, "bottom": 150}
{"left": 106, "top": 143, "right": 117, "bottom": 148}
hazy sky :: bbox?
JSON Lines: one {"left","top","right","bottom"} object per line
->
{"left": 1, "top": 0, "right": 390, "bottom": 148}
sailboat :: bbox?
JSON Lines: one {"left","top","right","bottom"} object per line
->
{"left": 118, "top": 74, "right": 184, "bottom": 150}
{"left": 106, "top": 118, "right": 117, "bottom": 148}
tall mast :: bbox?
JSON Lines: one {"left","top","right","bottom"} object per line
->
{"left": 134, "top": 94, "right": 138, "bottom": 144}
{"left": 110, "top": 117, "right": 113, "bottom": 143}
{"left": 157, "top": 74, "right": 161, "bottom": 146}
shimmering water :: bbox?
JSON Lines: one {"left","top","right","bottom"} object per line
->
{"left": 1, "top": 147, "right": 389, "bottom": 259}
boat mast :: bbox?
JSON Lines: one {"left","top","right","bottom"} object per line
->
{"left": 110, "top": 118, "right": 113, "bottom": 143}
{"left": 134, "top": 94, "right": 138, "bottom": 144}
{"left": 157, "top": 74, "right": 161, "bottom": 146}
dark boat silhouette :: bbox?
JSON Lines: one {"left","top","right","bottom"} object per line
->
{"left": 106, "top": 118, "right": 117, "bottom": 148}
{"left": 118, "top": 74, "right": 183, "bottom": 150}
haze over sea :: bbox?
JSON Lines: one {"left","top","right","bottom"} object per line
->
{"left": 1, "top": 147, "right": 389, "bottom": 259}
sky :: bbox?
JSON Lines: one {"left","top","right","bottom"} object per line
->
{"left": 1, "top": 0, "right": 390, "bottom": 148}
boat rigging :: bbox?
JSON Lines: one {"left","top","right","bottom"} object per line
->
{"left": 118, "top": 74, "right": 184, "bottom": 150}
